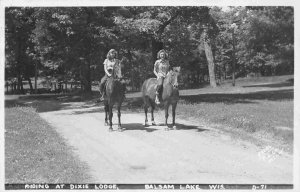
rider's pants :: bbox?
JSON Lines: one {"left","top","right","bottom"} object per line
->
{"left": 156, "top": 77, "right": 164, "bottom": 96}
{"left": 99, "top": 74, "right": 109, "bottom": 95}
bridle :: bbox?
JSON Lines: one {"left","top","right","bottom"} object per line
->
{"left": 167, "top": 71, "right": 179, "bottom": 88}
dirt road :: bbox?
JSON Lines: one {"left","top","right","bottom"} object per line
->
{"left": 39, "top": 102, "right": 293, "bottom": 183}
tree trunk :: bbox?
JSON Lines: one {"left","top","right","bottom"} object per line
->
{"left": 232, "top": 31, "right": 236, "bottom": 86}
{"left": 85, "top": 60, "right": 91, "bottom": 93}
{"left": 84, "top": 63, "right": 92, "bottom": 93}
{"left": 12, "top": 83, "right": 16, "bottom": 94}
{"left": 16, "top": 35, "right": 22, "bottom": 94}
{"left": 202, "top": 31, "right": 217, "bottom": 88}
{"left": 80, "top": 59, "right": 91, "bottom": 93}
{"left": 17, "top": 75, "right": 23, "bottom": 94}
{"left": 21, "top": 80, "right": 24, "bottom": 94}
{"left": 126, "top": 49, "right": 134, "bottom": 91}
{"left": 27, "top": 78, "right": 33, "bottom": 93}
{"left": 35, "top": 62, "right": 38, "bottom": 94}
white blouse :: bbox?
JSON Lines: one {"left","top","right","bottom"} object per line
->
{"left": 103, "top": 59, "right": 121, "bottom": 77}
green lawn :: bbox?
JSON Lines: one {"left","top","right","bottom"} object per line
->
{"left": 5, "top": 106, "right": 92, "bottom": 183}
{"left": 176, "top": 99, "right": 293, "bottom": 148}
{"left": 125, "top": 75, "right": 294, "bottom": 152}
{"left": 177, "top": 76, "right": 294, "bottom": 151}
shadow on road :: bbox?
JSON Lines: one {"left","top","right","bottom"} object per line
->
{"left": 5, "top": 97, "right": 68, "bottom": 112}
{"left": 242, "top": 79, "right": 293, "bottom": 88}
{"left": 122, "top": 123, "right": 159, "bottom": 132}
{"left": 72, "top": 107, "right": 104, "bottom": 115}
{"left": 120, "top": 122, "right": 208, "bottom": 133}
{"left": 174, "top": 123, "right": 207, "bottom": 132}
{"left": 180, "top": 89, "right": 293, "bottom": 104}
{"left": 5, "top": 94, "right": 101, "bottom": 113}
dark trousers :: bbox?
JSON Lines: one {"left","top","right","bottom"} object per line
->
{"left": 156, "top": 77, "right": 164, "bottom": 96}
{"left": 99, "top": 74, "right": 109, "bottom": 95}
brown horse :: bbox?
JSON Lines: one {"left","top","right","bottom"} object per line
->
{"left": 142, "top": 67, "right": 181, "bottom": 130}
{"left": 103, "top": 74, "right": 125, "bottom": 132}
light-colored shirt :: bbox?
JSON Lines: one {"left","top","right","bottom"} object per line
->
{"left": 154, "top": 59, "right": 170, "bottom": 78}
{"left": 103, "top": 58, "right": 121, "bottom": 78}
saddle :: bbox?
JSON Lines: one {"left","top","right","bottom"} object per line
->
{"left": 104, "top": 76, "right": 126, "bottom": 97}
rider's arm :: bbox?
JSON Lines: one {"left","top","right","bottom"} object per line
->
{"left": 153, "top": 60, "right": 159, "bottom": 77}
{"left": 103, "top": 59, "right": 111, "bottom": 76}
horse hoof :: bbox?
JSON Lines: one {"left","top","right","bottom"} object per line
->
{"left": 152, "top": 121, "right": 156, "bottom": 126}
{"left": 145, "top": 122, "right": 150, "bottom": 127}
{"left": 172, "top": 125, "right": 177, "bottom": 130}
{"left": 118, "top": 128, "right": 122, "bottom": 132}
{"left": 105, "top": 122, "right": 109, "bottom": 126}
{"left": 109, "top": 128, "right": 113, "bottom": 132}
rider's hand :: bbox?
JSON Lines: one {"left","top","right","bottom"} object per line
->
{"left": 107, "top": 73, "right": 112, "bottom": 77}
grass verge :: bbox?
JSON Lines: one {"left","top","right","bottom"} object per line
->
{"left": 124, "top": 83, "right": 294, "bottom": 153}
{"left": 176, "top": 99, "right": 293, "bottom": 152}
{"left": 5, "top": 106, "right": 92, "bottom": 183}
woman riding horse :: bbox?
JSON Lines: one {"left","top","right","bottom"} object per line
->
{"left": 153, "top": 49, "right": 170, "bottom": 104}
{"left": 99, "top": 49, "right": 122, "bottom": 101}
{"left": 99, "top": 49, "right": 124, "bottom": 132}
{"left": 143, "top": 49, "right": 180, "bottom": 130}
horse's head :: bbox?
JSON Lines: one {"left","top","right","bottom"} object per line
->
{"left": 167, "top": 67, "right": 181, "bottom": 89}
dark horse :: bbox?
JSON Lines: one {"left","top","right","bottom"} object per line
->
{"left": 142, "top": 67, "right": 181, "bottom": 130}
{"left": 103, "top": 72, "right": 125, "bottom": 132}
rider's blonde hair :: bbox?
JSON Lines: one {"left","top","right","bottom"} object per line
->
{"left": 107, "top": 49, "right": 118, "bottom": 60}
{"left": 157, "top": 49, "right": 169, "bottom": 59}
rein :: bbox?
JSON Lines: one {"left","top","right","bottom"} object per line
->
{"left": 165, "top": 71, "right": 177, "bottom": 87}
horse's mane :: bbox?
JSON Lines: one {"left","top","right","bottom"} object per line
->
{"left": 165, "top": 70, "right": 174, "bottom": 82}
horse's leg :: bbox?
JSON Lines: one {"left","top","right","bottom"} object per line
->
{"left": 108, "top": 105, "right": 113, "bottom": 132}
{"left": 151, "top": 102, "right": 156, "bottom": 125}
{"left": 117, "top": 104, "right": 122, "bottom": 132}
{"left": 164, "top": 103, "right": 170, "bottom": 131}
{"left": 172, "top": 102, "right": 177, "bottom": 130}
{"left": 144, "top": 104, "right": 149, "bottom": 127}
{"left": 104, "top": 104, "right": 109, "bottom": 126}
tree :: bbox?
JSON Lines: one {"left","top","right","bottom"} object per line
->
{"left": 186, "top": 7, "right": 219, "bottom": 87}
{"left": 6, "top": 6, "right": 292, "bottom": 94}
{"left": 210, "top": 6, "right": 294, "bottom": 80}
{"left": 32, "top": 7, "right": 118, "bottom": 92}
{"left": 5, "top": 7, "right": 36, "bottom": 93}
{"left": 115, "top": 6, "right": 218, "bottom": 87}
